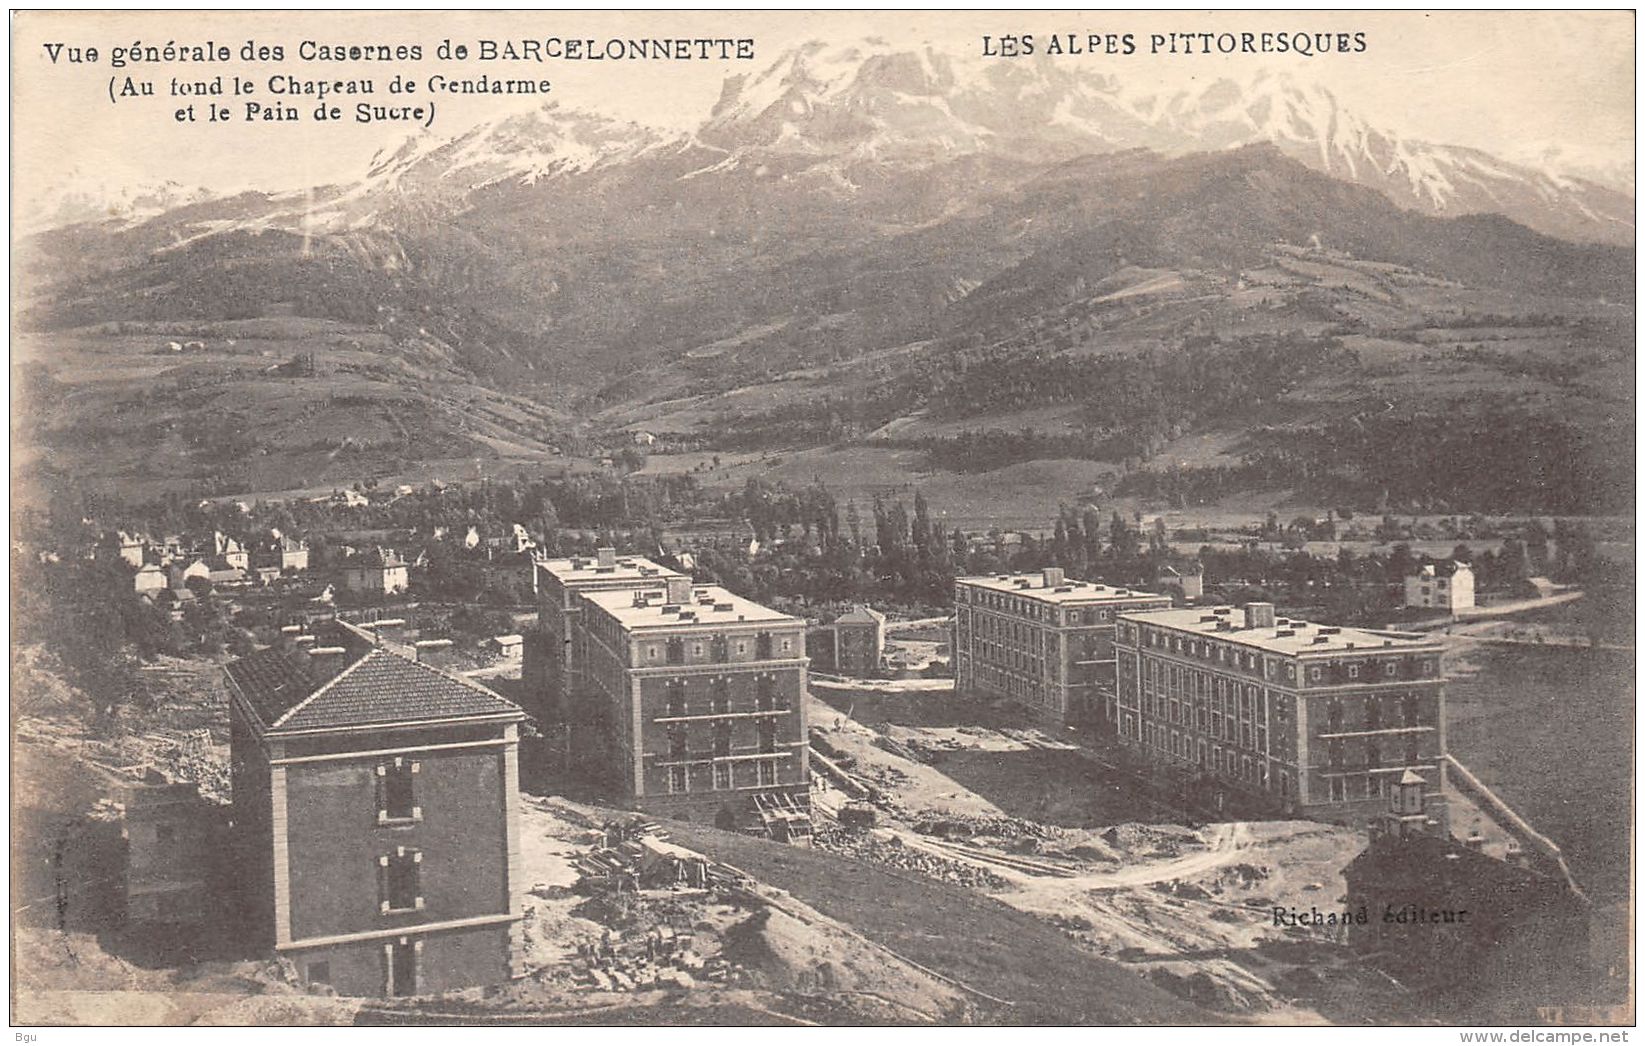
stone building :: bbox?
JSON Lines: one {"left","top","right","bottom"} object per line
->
{"left": 952, "top": 569, "right": 1170, "bottom": 727}
{"left": 224, "top": 620, "right": 527, "bottom": 997}
{"left": 1113, "top": 602, "right": 1448, "bottom": 824}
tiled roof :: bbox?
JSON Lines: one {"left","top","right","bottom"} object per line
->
{"left": 225, "top": 627, "right": 522, "bottom": 734}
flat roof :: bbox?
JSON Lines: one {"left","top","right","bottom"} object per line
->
{"left": 535, "top": 554, "right": 684, "bottom": 586}
{"left": 957, "top": 573, "right": 1168, "bottom": 606}
{"left": 581, "top": 584, "right": 796, "bottom": 631}
{"left": 1118, "top": 606, "right": 1444, "bottom": 656}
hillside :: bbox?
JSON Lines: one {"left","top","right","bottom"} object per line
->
{"left": 13, "top": 48, "right": 1635, "bottom": 515}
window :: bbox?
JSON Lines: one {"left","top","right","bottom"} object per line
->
{"left": 1326, "top": 698, "right": 1343, "bottom": 732}
{"left": 648, "top": 645, "right": 659, "bottom": 662}
{"left": 666, "top": 637, "right": 685, "bottom": 664}
{"left": 1366, "top": 742, "right": 1381, "bottom": 769}
{"left": 757, "top": 760, "right": 777, "bottom": 786}
{"left": 756, "top": 677, "right": 775, "bottom": 712}
{"left": 387, "top": 940, "right": 418, "bottom": 998}
{"left": 755, "top": 633, "right": 773, "bottom": 659}
{"left": 711, "top": 635, "right": 729, "bottom": 662}
{"left": 1364, "top": 697, "right": 1382, "bottom": 732}
{"left": 710, "top": 679, "right": 730, "bottom": 715}
{"left": 713, "top": 722, "right": 731, "bottom": 759}
{"left": 669, "top": 766, "right": 688, "bottom": 793}
{"left": 666, "top": 683, "right": 687, "bottom": 718}
{"left": 1405, "top": 736, "right": 1420, "bottom": 765}
{"left": 1384, "top": 661, "right": 1397, "bottom": 678}
{"left": 669, "top": 727, "right": 688, "bottom": 762}
{"left": 1309, "top": 666, "right": 1321, "bottom": 682}
{"left": 758, "top": 719, "right": 777, "bottom": 754}
{"left": 1328, "top": 740, "right": 1345, "bottom": 772}
{"left": 1403, "top": 694, "right": 1421, "bottom": 727}
{"left": 1329, "top": 778, "right": 1346, "bottom": 802}
{"left": 714, "top": 763, "right": 732, "bottom": 790}
{"left": 379, "top": 848, "right": 423, "bottom": 913}
{"left": 377, "top": 758, "right": 421, "bottom": 824}
{"left": 1348, "top": 663, "right": 1360, "bottom": 679}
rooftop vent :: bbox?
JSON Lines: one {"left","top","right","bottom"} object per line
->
{"left": 661, "top": 605, "right": 680, "bottom": 615}
{"left": 715, "top": 602, "right": 734, "bottom": 612}
{"left": 1345, "top": 642, "right": 1356, "bottom": 650}
{"left": 1214, "top": 607, "right": 1233, "bottom": 616}
{"left": 1055, "top": 586, "right": 1073, "bottom": 593}
{"left": 1216, "top": 621, "right": 1233, "bottom": 632}
{"left": 617, "top": 558, "right": 635, "bottom": 568}
{"left": 1384, "top": 639, "right": 1394, "bottom": 647}
{"left": 1199, "top": 614, "right": 1218, "bottom": 623}
{"left": 1276, "top": 629, "right": 1295, "bottom": 638}
{"left": 1312, "top": 635, "right": 1330, "bottom": 644}
{"left": 679, "top": 611, "right": 697, "bottom": 621}
{"left": 1116, "top": 589, "right": 1130, "bottom": 596}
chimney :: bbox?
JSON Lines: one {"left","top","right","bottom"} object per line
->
{"left": 597, "top": 547, "right": 617, "bottom": 569}
{"left": 1465, "top": 830, "right": 1486, "bottom": 852}
{"left": 1041, "top": 567, "right": 1065, "bottom": 589}
{"left": 306, "top": 646, "right": 350, "bottom": 670}
{"left": 1243, "top": 602, "right": 1276, "bottom": 629}
{"left": 666, "top": 577, "right": 693, "bottom": 606}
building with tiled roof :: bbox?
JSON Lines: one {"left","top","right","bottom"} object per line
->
{"left": 1113, "top": 602, "right": 1448, "bottom": 825}
{"left": 832, "top": 605, "right": 887, "bottom": 678}
{"left": 224, "top": 621, "right": 526, "bottom": 997}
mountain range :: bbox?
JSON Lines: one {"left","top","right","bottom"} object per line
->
{"left": 14, "top": 42, "right": 1636, "bottom": 510}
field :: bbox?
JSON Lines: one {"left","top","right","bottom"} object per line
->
{"left": 1443, "top": 642, "right": 1635, "bottom": 906}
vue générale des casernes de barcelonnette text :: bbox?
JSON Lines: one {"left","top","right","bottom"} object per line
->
{"left": 54, "top": 38, "right": 759, "bottom": 68}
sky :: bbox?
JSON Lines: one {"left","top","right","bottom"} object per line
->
{"left": 11, "top": 9, "right": 1636, "bottom": 213}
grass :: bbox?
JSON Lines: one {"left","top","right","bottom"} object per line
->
{"left": 1444, "top": 644, "right": 1633, "bottom": 904}
{"left": 660, "top": 820, "right": 1206, "bottom": 1025}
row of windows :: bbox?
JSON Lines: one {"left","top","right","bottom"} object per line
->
{"left": 666, "top": 758, "right": 779, "bottom": 794}
{"left": 1135, "top": 721, "right": 1291, "bottom": 795}
{"left": 643, "top": 631, "right": 792, "bottom": 665}
{"left": 1323, "top": 694, "right": 1424, "bottom": 733}
{"left": 1324, "top": 736, "right": 1424, "bottom": 770}
{"left": 666, "top": 719, "right": 779, "bottom": 761}
{"left": 662, "top": 676, "right": 788, "bottom": 717}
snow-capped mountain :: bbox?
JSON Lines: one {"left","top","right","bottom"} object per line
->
{"left": 696, "top": 43, "right": 1631, "bottom": 244}
{"left": 25, "top": 40, "right": 1632, "bottom": 247}
{"left": 23, "top": 170, "right": 219, "bottom": 233}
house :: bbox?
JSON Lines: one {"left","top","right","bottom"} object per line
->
{"left": 119, "top": 775, "right": 224, "bottom": 925}
{"left": 1404, "top": 562, "right": 1476, "bottom": 613}
{"left": 278, "top": 536, "right": 310, "bottom": 572}
{"left": 223, "top": 620, "right": 527, "bottom": 997}
{"left": 832, "top": 605, "right": 887, "bottom": 677}
{"left": 486, "top": 635, "right": 524, "bottom": 661}
{"left": 133, "top": 564, "right": 167, "bottom": 595}
{"left": 1343, "top": 773, "right": 1589, "bottom": 1009}
{"left": 168, "top": 558, "right": 212, "bottom": 591}
{"left": 114, "top": 531, "right": 148, "bottom": 569}
{"left": 205, "top": 556, "right": 246, "bottom": 586}
{"left": 215, "top": 532, "right": 250, "bottom": 571}
{"left": 253, "top": 565, "right": 283, "bottom": 586}
{"left": 341, "top": 549, "right": 410, "bottom": 596}
{"left": 1159, "top": 563, "right": 1205, "bottom": 601}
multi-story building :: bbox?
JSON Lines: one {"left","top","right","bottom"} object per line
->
{"left": 952, "top": 569, "right": 1171, "bottom": 727}
{"left": 1404, "top": 562, "right": 1476, "bottom": 613}
{"left": 340, "top": 549, "right": 410, "bottom": 595}
{"left": 573, "top": 575, "right": 811, "bottom": 838}
{"left": 1113, "top": 602, "right": 1448, "bottom": 824}
{"left": 832, "top": 605, "right": 887, "bottom": 677}
{"left": 521, "top": 548, "right": 685, "bottom": 732}
{"left": 224, "top": 620, "right": 527, "bottom": 998}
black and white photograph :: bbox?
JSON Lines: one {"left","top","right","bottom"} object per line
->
{"left": 8, "top": 9, "right": 1636, "bottom": 1030}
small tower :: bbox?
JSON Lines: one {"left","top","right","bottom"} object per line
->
{"left": 1379, "top": 768, "right": 1431, "bottom": 839}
